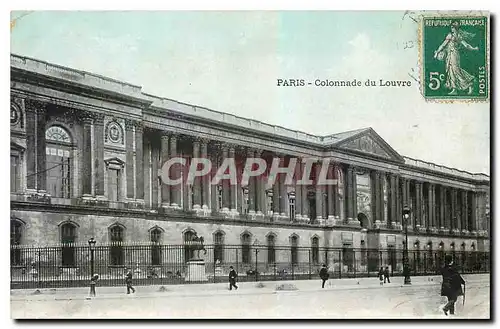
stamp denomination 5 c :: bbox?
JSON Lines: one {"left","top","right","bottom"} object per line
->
{"left": 420, "top": 15, "right": 489, "bottom": 101}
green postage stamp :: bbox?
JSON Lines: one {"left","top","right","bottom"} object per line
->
{"left": 420, "top": 15, "right": 489, "bottom": 101}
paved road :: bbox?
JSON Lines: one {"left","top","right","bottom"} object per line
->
{"left": 11, "top": 280, "right": 489, "bottom": 319}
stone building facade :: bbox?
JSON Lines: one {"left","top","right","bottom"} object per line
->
{"left": 10, "top": 54, "right": 490, "bottom": 268}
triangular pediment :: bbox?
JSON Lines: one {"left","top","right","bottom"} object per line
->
{"left": 333, "top": 128, "right": 404, "bottom": 162}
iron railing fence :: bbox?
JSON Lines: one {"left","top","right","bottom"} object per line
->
{"left": 10, "top": 243, "right": 490, "bottom": 289}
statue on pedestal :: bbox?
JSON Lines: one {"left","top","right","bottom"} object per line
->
{"left": 186, "top": 232, "right": 207, "bottom": 261}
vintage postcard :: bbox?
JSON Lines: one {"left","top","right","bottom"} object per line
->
{"left": 9, "top": 10, "right": 490, "bottom": 319}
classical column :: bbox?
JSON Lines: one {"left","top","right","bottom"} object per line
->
{"left": 201, "top": 139, "right": 210, "bottom": 209}
{"left": 415, "top": 181, "right": 422, "bottom": 230}
{"left": 327, "top": 164, "right": 334, "bottom": 220}
{"left": 378, "top": 172, "right": 385, "bottom": 225}
{"left": 160, "top": 133, "right": 170, "bottom": 207}
{"left": 143, "top": 138, "right": 151, "bottom": 207}
{"left": 246, "top": 148, "right": 256, "bottom": 215}
{"left": 192, "top": 139, "right": 202, "bottom": 210}
{"left": 439, "top": 186, "right": 445, "bottom": 231}
{"left": 229, "top": 146, "right": 237, "bottom": 213}
{"left": 451, "top": 188, "right": 458, "bottom": 233}
{"left": 429, "top": 184, "right": 436, "bottom": 231}
{"left": 93, "top": 114, "right": 105, "bottom": 197}
{"left": 169, "top": 134, "right": 180, "bottom": 208}
{"left": 395, "top": 175, "right": 401, "bottom": 227}
{"left": 35, "top": 106, "right": 47, "bottom": 192}
{"left": 301, "top": 160, "right": 310, "bottom": 220}
{"left": 461, "top": 190, "right": 468, "bottom": 233}
{"left": 81, "top": 116, "right": 93, "bottom": 196}
{"left": 151, "top": 142, "right": 159, "bottom": 208}
{"left": 125, "top": 120, "right": 136, "bottom": 199}
{"left": 134, "top": 123, "right": 144, "bottom": 201}
{"left": 346, "top": 166, "right": 354, "bottom": 221}
{"left": 334, "top": 165, "right": 341, "bottom": 219}
{"left": 443, "top": 187, "right": 450, "bottom": 231}
{"left": 256, "top": 150, "right": 266, "bottom": 216}
{"left": 182, "top": 152, "right": 190, "bottom": 211}
{"left": 371, "top": 170, "right": 378, "bottom": 226}
{"left": 211, "top": 152, "right": 220, "bottom": 213}
{"left": 352, "top": 167, "right": 358, "bottom": 222}
{"left": 220, "top": 145, "right": 230, "bottom": 212}
{"left": 294, "top": 160, "right": 302, "bottom": 220}
{"left": 272, "top": 165, "right": 280, "bottom": 217}
{"left": 279, "top": 156, "right": 287, "bottom": 217}
{"left": 389, "top": 174, "right": 397, "bottom": 228}
{"left": 25, "top": 101, "right": 37, "bottom": 190}
{"left": 470, "top": 192, "right": 477, "bottom": 234}
{"left": 315, "top": 162, "right": 322, "bottom": 222}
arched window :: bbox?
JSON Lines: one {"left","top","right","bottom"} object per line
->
{"left": 311, "top": 237, "right": 320, "bottom": 264}
{"left": 61, "top": 223, "right": 77, "bottom": 267}
{"left": 267, "top": 234, "right": 276, "bottom": 264}
{"left": 150, "top": 228, "right": 162, "bottom": 266}
{"left": 10, "top": 220, "right": 23, "bottom": 265}
{"left": 291, "top": 235, "right": 299, "bottom": 265}
{"left": 46, "top": 126, "right": 72, "bottom": 198}
{"left": 241, "top": 233, "right": 251, "bottom": 264}
{"left": 183, "top": 230, "right": 197, "bottom": 262}
{"left": 109, "top": 225, "right": 125, "bottom": 266}
{"left": 214, "top": 231, "right": 225, "bottom": 263}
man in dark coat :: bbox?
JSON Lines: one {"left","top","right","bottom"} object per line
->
{"left": 319, "top": 264, "right": 329, "bottom": 288}
{"left": 125, "top": 269, "right": 136, "bottom": 294}
{"left": 228, "top": 266, "right": 238, "bottom": 290}
{"left": 383, "top": 266, "right": 391, "bottom": 284}
{"left": 441, "top": 255, "right": 465, "bottom": 316}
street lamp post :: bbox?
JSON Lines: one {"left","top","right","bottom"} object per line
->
{"left": 402, "top": 206, "right": 412, "bottom": 285}
{"left": 88, "top": 238, "right": 96, "bottom": 278}
{"left": 253, "top": 239, "right": 260, "bottom": 282}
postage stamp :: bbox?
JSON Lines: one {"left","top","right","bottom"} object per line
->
{"left": 420, "top": 15, "right": 489, "bottom": 101}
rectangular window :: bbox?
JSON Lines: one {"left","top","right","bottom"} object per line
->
{"left": 108, "top": 169, "right": 120, "bottom": 202}
{"left": 289, "top": 196, "right": 295, "bottom": 220}
{"left": 242, "top": 245, "right": 250, "bottom": 264}
{"left": 10, "top": 155, "right": 19, "bottom": 193}
{"left": 46, "top": 152, "right": 71, "bottom": 198}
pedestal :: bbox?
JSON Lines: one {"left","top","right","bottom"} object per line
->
{"left": 185, "top": 260, "right": 208, "bottom": 282}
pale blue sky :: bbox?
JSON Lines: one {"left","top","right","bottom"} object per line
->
{"left": 10, "top": 11, "right": 489, "bottom": 174}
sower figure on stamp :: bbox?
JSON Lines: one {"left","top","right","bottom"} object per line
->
{"left": 441, "top": 255, "right": 465, "bottom": 316}
{"left": 228, "top": 266, "right": 238, "bottom": 291}
{"left": 125, "top": 268, "right": 136, "bottom": 294}
{"left": 434, "top": 21, "right": 479, "bottom": 95}
{"left": 319, "top": 264, "right": 329, "bottom": 288}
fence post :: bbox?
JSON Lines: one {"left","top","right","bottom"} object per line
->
{"left": 308, "top": 250, "right": 311, "bottom": 280}
{"left": 339, "top": 250, "right": 342, "bottom": 279}
{"left": 255, "top": 248, "right": 258, "bottom": 282}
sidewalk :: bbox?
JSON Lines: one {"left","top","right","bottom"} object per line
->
{"left": 11, "top": 273, "right": 489, "bottom": 301}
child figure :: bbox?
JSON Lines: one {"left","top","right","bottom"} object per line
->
{"left": 89, "top": 273, "right": 99, "bottom": 297}
{"left": 378, "top": 267, "right": 384, "bottom": 285}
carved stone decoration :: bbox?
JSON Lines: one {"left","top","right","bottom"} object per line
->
{"left": 340, "top": 135, "right": 392, "bottom": 159}
{"left": 10, "top": 104, "right": 20, "bottom": 126}
{"left": 105, "top": 120, "right": 124, "bottom": 145}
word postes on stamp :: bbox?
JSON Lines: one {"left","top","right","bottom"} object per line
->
{"left": 421, "top": 15, "right": 489, "bottom": 101}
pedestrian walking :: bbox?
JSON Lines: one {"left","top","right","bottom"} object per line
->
{"left": 319, "top": 264, "right": 329, "bottom": 288}
{"left": 378, "top": 267, "right": 384, "bottom": 285}
{"left": 228, "top": 266, "right": 238, "bottom": 290}
{"left": 383, "top": 266, "right": 391, "bottom": 284}
{"left": 89, "top": 273, "right": 99, "bottom": 297}
{"left": 125, "top": 268, "right": 136, "bottom": 294}
{"left": 441, "top": 255, "right": 465, "bottom": 316}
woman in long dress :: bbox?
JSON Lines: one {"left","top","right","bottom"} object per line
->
{"left": 434, "top": 22, "right": 479, "bottom": 95}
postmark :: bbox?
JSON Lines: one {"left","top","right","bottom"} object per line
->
{"left": 420, "top": 14, "right": 489, "bottom": 101}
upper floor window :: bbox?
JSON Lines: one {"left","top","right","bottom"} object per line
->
{"left": 11, "top": 154, "right": 20, "bottom": 193}
{"left": 46, "top": 126, "right": 72, "bottom": 198}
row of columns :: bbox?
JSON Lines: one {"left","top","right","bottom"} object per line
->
{"left": 20, "top": 98, "right": 488, "bottom": 235}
